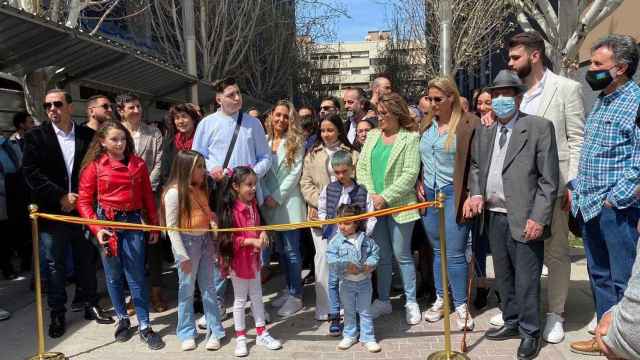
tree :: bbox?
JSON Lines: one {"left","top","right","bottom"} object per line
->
{"left": 509, "top": 0, "right": 624, "bottom": 76}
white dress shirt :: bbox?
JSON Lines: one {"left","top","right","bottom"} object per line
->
{"left": 520, "top": 69, "right": 550, "bottom": 114}
{"left": 52, "top": 122, "right": 75, "bottom": 192}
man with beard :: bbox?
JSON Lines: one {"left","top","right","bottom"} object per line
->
{"left": 85, "top": 95, "right": 113, "bottom": 131}
{"left": 342, "top": 87, "right": 368, "bottom": 144}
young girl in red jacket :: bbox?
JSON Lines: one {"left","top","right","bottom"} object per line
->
{"left": 219, "top": 166, "right": 282, "bottom": 357}
{"left": 77, "top": 120, "right": 164, "bottom": 350}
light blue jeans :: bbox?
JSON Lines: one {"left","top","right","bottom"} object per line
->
{"left": 176, "top": 233, "right": 225, "bottom": 341}
{"left": 340, "top": 278, "right": 375, "bottom": 343}
{"left": 373, "top": 216, "right": 416, "bottom": 303}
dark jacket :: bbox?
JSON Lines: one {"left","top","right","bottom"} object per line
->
{"left": 160, "top": 136, "right": 177, "bottom": 188}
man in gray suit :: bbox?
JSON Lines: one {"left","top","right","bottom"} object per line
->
{"left": 466, "top": 70, "right": 559, "bottom": 360}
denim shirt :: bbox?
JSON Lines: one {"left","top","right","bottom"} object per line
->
{"left": 326, "top": 231, "right": 379, "bottom": 281}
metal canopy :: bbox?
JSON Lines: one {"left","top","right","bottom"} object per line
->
{"left": 0, "top": 3, "right": 216, "bottom": 105}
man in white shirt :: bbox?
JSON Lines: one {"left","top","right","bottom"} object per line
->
{"left": 342, "top": 87, "right": 367, "bottom": 144}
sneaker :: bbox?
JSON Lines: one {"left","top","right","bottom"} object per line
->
{"left": 234, "top": 336, "right": 248, "bottom": 357}
{"left": 271, "top": 293, "right": 289, "bottom": 308}
{"left": 489, "top": 311, "right": 504, "bottom": 327}
{"left": 455, "top": 304, "right": 474, "bottom": 331}
{"left": 365, "top": 341, "right": 382, "bottom": 353}
{"left": 587, "top": 313, "right": 597, "bottom": 335}
{"left": 181, "top": 338, "right": 196, "bottom": 351}
{"left": 277, "top": 296, "right": 302, "bottom": 317}
{"left": 114, "top": 318, "right": 132, "bottom": 342}
{"left": 541, "top": 264, "right": 549, "bottom": 277}
{"left": 543, "top": 313, "right": 565, "bottom": 343}
{"left": 405, "top": 302, "right": 421, "bottom": 325}
{"left": 197, "top": 315, "right": 207, "bottom": 330}
{"left": 256, "top": 332, "right": 282, "bottom": 350}
{"left": 424, "top": 296, "right": 444, "bottom": 322}
{"left": 139, "top": 327, "right": 165, "bottom": 350}
{"left": 337, "top": 336, "right": 357, "bottom": 350}
{"left": 329, "top": 314, "right": 343, "bottom": 336}
{"left": 205, "top": 336, "right": 221, "bottom": 350}
{"left": 0, "top": 308, "right": 9, "bottom": 321}
{"left": 369, "top": 300, "right": 392, "bottom": 319}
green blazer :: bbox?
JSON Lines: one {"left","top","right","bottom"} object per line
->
{"left": 356, "top": 128, "right": 420, "bottom": 224}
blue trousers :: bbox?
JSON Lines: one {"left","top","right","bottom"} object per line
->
{"left": 340, "top": 278, "right": 375, "bottom": 343}
{"left": 276, "top": 230, "right": 303, "bottom": 298}
{"left": 373, "top": 216, "right": 416, "bottom": 303}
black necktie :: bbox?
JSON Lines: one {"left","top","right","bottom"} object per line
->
{"left": 499, "top": 126, "right": 508, "bottom": 149}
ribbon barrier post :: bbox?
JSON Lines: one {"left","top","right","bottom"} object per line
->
{"left": 28, "top": 205, "right": 65, "bottom": 360}
{"left": 427, "top": 193, "right": 470, "bottom": 360}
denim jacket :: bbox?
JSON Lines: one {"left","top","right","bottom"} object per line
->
{"left": 326, "top": 231, "right": 379, "bottom": 281}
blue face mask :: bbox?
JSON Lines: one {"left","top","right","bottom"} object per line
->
{"left": 492, "top": 96, "right": 517, "bottom": 119}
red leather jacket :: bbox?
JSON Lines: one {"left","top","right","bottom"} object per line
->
{"left": 77, "top": 154, "right": 158, "bottom": 235}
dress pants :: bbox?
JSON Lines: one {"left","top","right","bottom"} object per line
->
{"left": 487, "top": 211, "right": 544, "bottom": 338}
{"left": 544, "top": 200, "right": 571, "bottom": 315}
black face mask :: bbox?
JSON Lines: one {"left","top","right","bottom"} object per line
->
{"left": 585, "top": 67, "right": 616, "bottom": 91}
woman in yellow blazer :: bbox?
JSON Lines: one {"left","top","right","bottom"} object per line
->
{"left": 356, "top": 92, "right": 422, "bottom": 325}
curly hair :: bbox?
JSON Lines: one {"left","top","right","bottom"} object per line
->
{"left": 166, "top": 103, "right": 203, "bottom": 137}
{"left": 264, "top": 100, "right": 304, "bottom": 168}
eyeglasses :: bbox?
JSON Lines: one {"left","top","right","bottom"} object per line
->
{"left": 90, "top": 104, "right": 111, "bottom": 110}
{"left": 43, "top": 101, "right": 64, "bottom": 110}
{"left": 426, "top": 96, "right": 446, "bottom": 103}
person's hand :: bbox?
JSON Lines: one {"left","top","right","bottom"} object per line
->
{"left": 147, "top": 232, "right": 159, "bottom": 244}
{"left": 468, "top": 196, "right": 484, "bottom": 217}
{"left": 362, "top": 264, "right": 375, "bottom": 273}
{"left": 595, "top": 312, "right": 622, "bottom": 359}
{"left": 346, "top": 263, "right": 360, "bottom": 274}
{"left": 264, "top": 196, "right": 278, "bottom": 209}
{"left": 179, "top": 259, "right": 193, "bottom": 275}
{"left": 308, "top": 207, "right": 318, "bottom": 221}
{"left": 481, "top": 111, "right": 495, "bottom": 127}
{"left": 523, "top": 219, "right": 543, "bottom": 241}
{"left": 60, "top": 193, "right": 78, "bottom": 212}
{"left": 210, "top": 166, "right": 224, "bottom": 182}
{"left": 562, "top": 189, "right": 572, "bottom": 212}
{"left": 462, "top": 197, "right": 475, "bottom": 219}
{"left": 416, "top": 183, "right": 425, "bottom": 202}
{"left": 371, "top": 194, "right": 387, "bottom": 210}
{"left": 604, "top": 199, "right": 614, "bottom": 208}
{"left": 259, "top": 231, "right": 270, "bottom": 249}
{"left": 96, "top": 229, "right": 113, "bottom": 245}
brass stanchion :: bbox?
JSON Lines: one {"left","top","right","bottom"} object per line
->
{"left": 27, "top": 205, "right": 65, "bottom": 360}
{"left": 427, "top": 193, "right": 470, "bottom": 360}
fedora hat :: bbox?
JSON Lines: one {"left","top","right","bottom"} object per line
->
{"left": 486, "top": 70, "right": 527, "bottom": 94}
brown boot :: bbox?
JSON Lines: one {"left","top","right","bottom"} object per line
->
{"left": 569, "top": 337, "right": 603, "bottom": 356}
{"left": 126, "top": 298, "right": 136, "bottom": 316}
{"left": 150, "top": 286, "right": 167, "bottom": 313}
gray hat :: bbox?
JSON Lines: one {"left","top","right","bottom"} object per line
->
{"left": 486, "top": 70, "right": 527, "bottom": 94}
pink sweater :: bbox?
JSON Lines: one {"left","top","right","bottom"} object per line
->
{"left": 230, "top": 199, "right": 262, "bottom": 279}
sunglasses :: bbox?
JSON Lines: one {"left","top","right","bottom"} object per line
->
{"left": 320, "top": 106, "right": 335, "bottom": 111}
{"left": 426, "top": 96, "right": 446, "bottom": 103}
{"left": 90, "top": 103, "right": 111, "bottom": 110}
{"left": 43, "top": 101, "right": 64, "bottom": 110}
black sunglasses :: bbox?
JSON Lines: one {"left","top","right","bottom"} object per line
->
{"left": 90, "top": 103, "right": 111, "bottom": 110}
{"left": 43, "top": 101, "right": 64, "bottom": 110}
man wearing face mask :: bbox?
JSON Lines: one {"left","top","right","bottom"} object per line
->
{"left": 466, "top": 70, "right": 559, "bottom": 360}
{"left": 569, "top": 34, "right": 640, "bottom": 356}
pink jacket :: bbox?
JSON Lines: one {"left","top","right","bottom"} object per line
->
{"left": 230, "top": 199, "right": 262, "bottom": 279}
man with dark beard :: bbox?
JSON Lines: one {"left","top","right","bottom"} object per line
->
{"left": 85, "top": 95, "right": 113, "bottom": 130}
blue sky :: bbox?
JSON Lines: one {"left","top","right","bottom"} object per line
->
{"left": 334, "top": 0, "right": 391, "bottom": 42}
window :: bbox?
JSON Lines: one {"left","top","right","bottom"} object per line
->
{"left": 351, "top": 69, "right": 362, "bottom": 75}
{"left": 351, "top": 51, "right": 369, "bottom": 58}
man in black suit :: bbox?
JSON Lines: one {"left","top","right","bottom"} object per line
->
{"left": 22, "top": 89, "right": 113, "bottom": 338}
{"left": 466, "top": 70, "right": 559, "bottom": 360}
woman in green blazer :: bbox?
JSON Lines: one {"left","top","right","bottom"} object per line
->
{"left": 261, "top": 100, "right": 307, "bottom": 317}
{"left": 356, "top": 92, "right": 422, "bottom": 325}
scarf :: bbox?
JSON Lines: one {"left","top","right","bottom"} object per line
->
{"left": 174, "top": 132, "right": 194, "bottom": 151}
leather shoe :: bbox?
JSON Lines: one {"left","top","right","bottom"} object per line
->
{"left": 517, "top": 337, "right": 541, "bottom": 360}
{"left": 84, "top": 306, "right": 115, "bottom": 324}
{"left": 486, "top": 326, "right": 520, "bottom": 340}
{"left": 569, "top": 337, "right": 603, "bottom": 356}
{"left": 48, "top": 312, "right": 66, "bottom": 338}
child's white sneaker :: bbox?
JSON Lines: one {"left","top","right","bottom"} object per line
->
{"left": 256, "top": 332, "right": 282, "bottom": 350}
{"left": 197, "top": 315, "right": 207, "bottom": 330}
{"left": 337, "top": 336, "right": 357, "bottom": 350}
{"left": 234, "top": 336, "right": 248, "bottom": 357}
{"left": 365, "top": 341, "right": 381, "bottom": 353}
{"left": 205, "top": 336, "right": 221, "bottom": 350}
{"left": 181, "top": 338, "right": 196, "bottom": 351}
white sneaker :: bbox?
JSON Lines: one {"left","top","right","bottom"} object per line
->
{"left": 369, "top": 300, "right": 392, "bottom": 319}
{"left": 489, "top": 311, "right": 504, "bottom": 327}
{"left": 271, "top": 293, "right": 289, "bottom": 308}
{"left": 277, "top": 296, "right": 302, "bottom": 317}
{"left": 424, "top": 296, "right": 444, "bottom": 322}
{"left": 588, "top": 313, "right": 597, "bottom": 335}
{"left": 205, "top": 336, "right": 221, "bottom": 350}
{"left": 181, "top": 338, "right": 196, "bottom": 351}
{"left": 197, "top": 315, "right": 207, "bottom": 330}
{"left": 543, "top": 312, "right": 565, "bottom": 343}
{"left": 315, "top": 313, "right": 329, "bottom": 321}
{"left": 405, "top": 302, "right": 421, "bottom": 325}
{"left": 455, "top": 304, "right": 474, "bottom": 331}
{"left": 337, "top": 336, "right": 357, "bottom": 350}
{"left": 256, "top": 332, "right": 282, "bottom": 350}
{"left": 365, "top": 341, "right": 381, "bottom": 353}
{"left": 234, "top": 336, "right": 248, "bottom": 357}
{"left": 541, "top": 265, "right": 549, "bottom": 277}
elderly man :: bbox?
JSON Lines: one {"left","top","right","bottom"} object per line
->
{"left": 467, "top": 70, "right": 559, "bottom": 360}
{"left": 370, "top": 75, "right": 392, "bottom": 106}
{"left": 342, "top": 87, "right": 367, "bottom": 144}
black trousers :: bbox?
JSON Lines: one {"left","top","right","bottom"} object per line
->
{"left": 487, "top": 211, "right": 544, "bottom": 338}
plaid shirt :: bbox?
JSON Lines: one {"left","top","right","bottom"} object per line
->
{"left": 572, "top": 80, "right": 640, "bottom": 221}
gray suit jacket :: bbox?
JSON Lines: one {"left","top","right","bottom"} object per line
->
{"left": 468, "top": 112, "right": 559, "bottom": 242}
{"left": 135, "top": 122, "right": 163, "bottom": 192}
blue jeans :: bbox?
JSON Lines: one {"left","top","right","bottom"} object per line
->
{"left": 329, "top": 266, "right": 341, "bottom": 314}
{"left": 276, "top": 230, "right": 303, "bottom": 298}
{"left": 373, "top": 216, "right": 416, "bottom": 303}
{"left": 340, "top": 278, "right": 375, "bottom": 343}
{"left": 579, "top": 207, "right": 640, "bottom": 320}
{"left": 98, "top": 211, "right": 150, "bottom": 329}
{"left": 176, "top": 233, "right": 225, "bottom": 341}
{"left": 421, "top": 184, "right": 470, "bottom": 307}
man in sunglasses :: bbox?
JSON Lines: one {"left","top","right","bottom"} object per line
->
{"left": 319, "top": 96, "right": 340, "bottom": 119}
{"left": 23, "top": 89, "right": 113, "bottom": 339}
{"left": 85, "top": 95, "right": 113, "bottom": 131}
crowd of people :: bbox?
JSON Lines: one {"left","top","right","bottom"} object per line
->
{"left": 1, "top": 31, "right": 640, "bottom": 360}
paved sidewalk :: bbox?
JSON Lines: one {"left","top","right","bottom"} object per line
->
{"left": 0, "top": 247, "right": 598, "bottom": 360}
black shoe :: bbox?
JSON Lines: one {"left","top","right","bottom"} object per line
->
{"left": 139, "top": 327, "right": 165, "bottom": 350}
{"left": 114, "top": 318, "right": 132, "bottom": 342}
{"left": 517, "top": 336, "right": 541, "bottom": 360}
{"left": 84, "top": 306, "right": 115, "bottom": 324}
{"left": 328, "top": 313, "right": 342, "bottom": 337}
{"left": 3, "top": 270, "right": 17, "bottom": 281}
{"left": 48, "top": 312, "right": 66, "bottom": 338}
{"left": 473, "top": 287, "right": 489, "bottom": 310}
{"left": 303, "top": 273, "right": 315, "bottom": 285}
{"left": 70, "top": 299, "right": 84, "bottom": 312}
{"left": 486, "top": 326, "right": 520, "bottom": 341}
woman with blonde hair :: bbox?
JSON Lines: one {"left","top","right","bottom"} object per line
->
{"left": 262, "top": 100, "right": 307, "bottom": 317}
{"left": 418, "top": 77, "right": 479, "bottom": 330}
